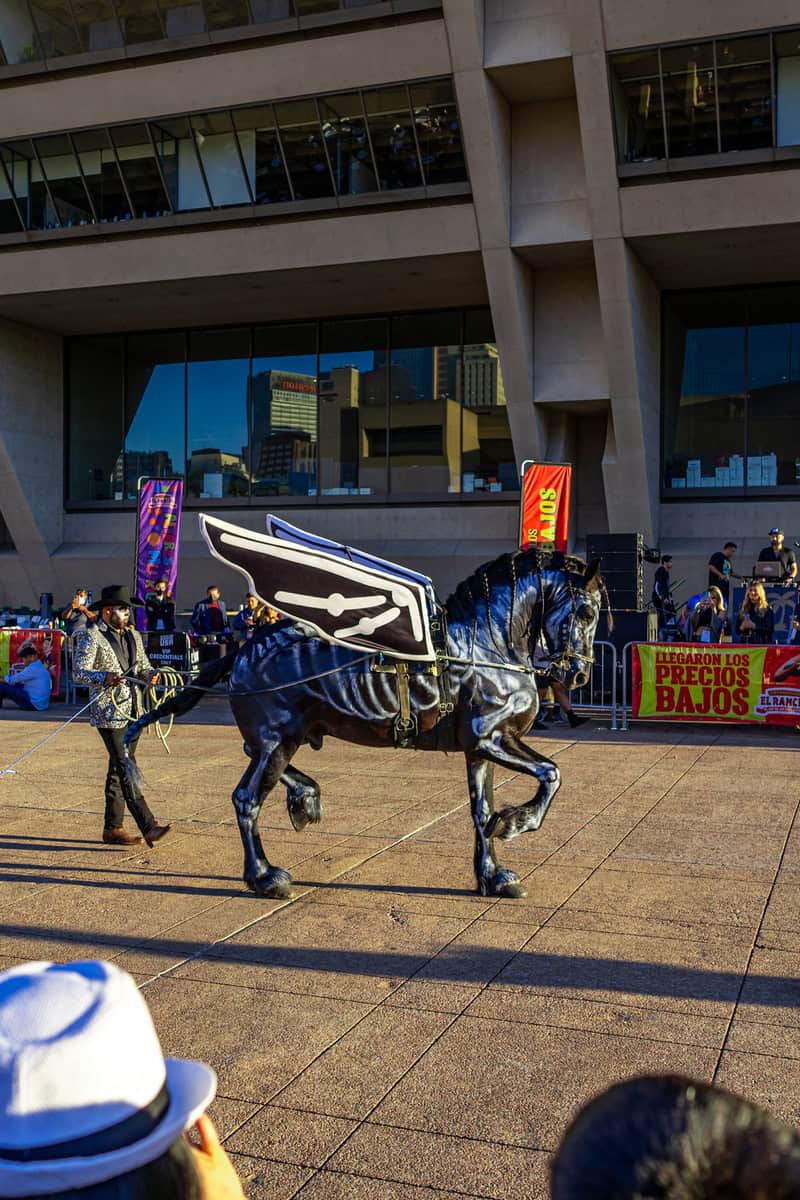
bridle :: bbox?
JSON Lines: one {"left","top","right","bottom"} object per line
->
{"left": 539, "top": 575, "right": 600, "bottom": 677}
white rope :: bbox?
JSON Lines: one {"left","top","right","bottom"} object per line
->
{"left": 0, "top": 693, "right": 99, "bottom": 777}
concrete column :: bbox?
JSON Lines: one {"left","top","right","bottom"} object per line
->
{"left": 568, "top": 0, "right": 661, "bottom": 541}
{"left": 443, "top": 0, "right": 546, "bottom": 467}
{"left": 0, "top": 317, "right": 64, "bottom": 603}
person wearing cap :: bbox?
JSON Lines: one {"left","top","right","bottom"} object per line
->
{"left": 71, "top": 585, "right": 171, "bottom": 848}
{"left": 0, "top": 644, "right": 51, "bottom": 712}
{"left": 0, "top": 959, "right": 244, "bottom": 1200}
{"left": 757, "top": 528, "right": 797, "bottom": 585}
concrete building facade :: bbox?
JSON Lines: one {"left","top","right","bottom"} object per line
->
{"left": 2, "top": 0, "right": 800, "bottom": 608}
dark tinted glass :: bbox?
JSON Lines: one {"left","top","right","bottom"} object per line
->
{"left": 71, "top": 0, "right": 123, "bottom": 51}
{"left": 410, "top": 80, "right": 467, "bottom": 185}
{"left": 68, "top": 336, "right": 125, "bottom": 501}
{"left": 717, "top": 37, "right": 772, "bottom": 152}
{"left": 746, "top": 286, "right": 800, "bottom": 486}
{"left": 388, "top": 313, "right": 460, "bottom": 495}
{"left": 72, "top": 127, "right": 129, "bottom": 223}
{"left": 294, "top": 0, "right": 338, "bottom": 14}
{"left": 233, "top": 106, "right": 291, "bottom": 204}
{"left": 461, "top": 342, "right": 515, "bottom": 492}
{"left": 251, "top": 324, "right": 317, "bottom": 496}
{"left": 776, "top": 34, "right": 800, "bottom": 147}
{"left": 363, "top": 86, "right": 421, "bottom": 190}
{"left": 275, "top": 99, "right": 334, "bottom": 199}
{"left": 611, "top": 72, "right": 666, "bottom": 162}
{"left": 34, "top": 134, "right": 94, "bottom": 227}
{"left": 0, "top": 145, "right": 28, "bottom": 232}
{"left": 149, "top": 119, "right": 188, "bottom": 210}
{"left": 319, "top": 318, "right": 386, "bottom": 496}
{"left": 249, "top": 0, "right": 294, "bottom": 21}
{"left": 0, "top": 6, "right": 41, "bottom": 64}
{"left": 111, "top": 124, "right": 170, "bottom": 219}
{"left": 114, "top": 0, "right": 164, "bottom": 44}
{"left": 125, "top": 332, "right": 186, "bottom": 500}
{"left": 160, "top": 0, "right": 206, "bottom": 36}
{"left": 202, "top": 0, "right": 251, "bottom": 30}
{"left": 663, "top": 58, "right": 718, "bottom": 157}
{"left": 609, "top": 49, "right": 661, "bottom": 79}
{"left": 318, "top": 93, "right": 377, "bottom": 195}
{"left": 187, "top": 329, "right": 251, "bottom": 498}
{"left": 660, "top": 41, "right": 713, "bottom": 74}
{"left": 190, "top": 111, "right": 251, "bottom": 207}
{"left": 2, "top": 138, "right": 56, "bottom": 230}
{"left": 28, "top": 0, "right": 81, "bottom": 58}
{"left": 663, "top": 292, "right": 746, "bottom": 490}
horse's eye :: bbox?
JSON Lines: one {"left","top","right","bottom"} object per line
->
{"left": 577, "top": 603, "right": 595, "bottom": 623}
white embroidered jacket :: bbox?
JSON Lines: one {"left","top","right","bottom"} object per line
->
{"left": 71, "top": 622, "right": 158, "bottom": 729}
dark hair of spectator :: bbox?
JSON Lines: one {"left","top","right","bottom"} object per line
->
{"left": 661, "top": 555, "right": 672, "bottom": 564}
{"left": 724, "top": 542, "right": 737, "bottom": 550}
{"left": 551, "top": 1074, "right": 800, "bottom": 1200}
{"left": 16, "top": 1137, "right": 200, "bottom": 1200}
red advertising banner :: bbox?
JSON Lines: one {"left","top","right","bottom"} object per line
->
{"left": 520, "top": 462, "right": 572, "bottom": 552}
{"left": 134, "top": 478, "right": 183, "bottom": 632}
{"left": 632, "top": 642, "right": 800, "bottom": 725}
{"left": 0, "top": 629, "right": 64, "bottom": 697}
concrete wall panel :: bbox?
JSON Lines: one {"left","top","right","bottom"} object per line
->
{"left": 485, "top": 0, "right": 570, "bottom": 68}
{"left": 602, "top": 1, "right": 800, "bottom": 51}
{"left": 533, "top": 266, "right": 608, "bottom": 403}
{"left": 621, "top": 168, "right": 800, "bottom": 239}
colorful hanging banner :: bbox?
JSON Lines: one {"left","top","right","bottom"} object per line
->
{"left": 632, "top": 642, "right": 800, "bottom": 725}
{"left": 134, "top": 478, "right": 183, "bottom": 632}
{"left": 0, "top": 629, "right": 64, "bottom": 697}
{"left": 519, "top": 461, "right": 572, "bottom": 552}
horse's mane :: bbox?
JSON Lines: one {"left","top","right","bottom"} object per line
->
{"left": 445, "top": 547, "right": 589, "bottom": 619}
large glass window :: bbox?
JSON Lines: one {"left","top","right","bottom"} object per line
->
{"left": 274, "top": 99, "right": 334, "bottom": 200}
{"left": 609, "top": 49, "right": 666, "bottom": 164}
{"left": 71, "top": 0, "right": 123, "bottom": 52}
{"left": 187, "top": 329, "right": 250, "bottom": 499}
{"left": 251, "top": 324, "right": 317, "bottom": 496}
{"left": 125, "top": 332, "right": 186, "bottom": 500}
{"left": 717, "top": 36, "right": 772, "bottom": 152}
{"left": 0, "top": 143, "right": 28, "bottom": 232}
{"left": 33, "top": 133, "right": 94, "bottom": 227}
{"left": 28, "top": 1, "right": 81, "bottom": 58}
{"left": 319, "top": 318, "right": 387, "bottom": 496}
{"left": 72, "top": 128, "right": 130, "bottom": 223}
{"left": 68, "top": 336, "right": 124, "bottom": 502}
{"left": 111, "top": 124, "right": 171, "bottom": 219}
{"left": 319, "top": 93, "right": 377, "bottom": 196}
{"left": 0, "top": 1, "right": 42, "bottom": 65}
{"left": 66, "top": 309, "right": 508, "bottom": 505}
{"left": 232, "top": 106, "right": 291, "bottom": 204}
{"left": 661, "top": 41, "right": 718, "bottom": 158}
{"left": 114, "top": 0, "right": 164, "bottom": 45}
{"left": 189, "top": 111, "right": 251, "bottom": 207}
{"left": 663, "top": 287, "right": 800, "bottom": 494}
{"left": 410, "top": 79, "right": 466, "bottom": 185}
{"left": 363, "top": 87, "right": 422, "bottom": 190}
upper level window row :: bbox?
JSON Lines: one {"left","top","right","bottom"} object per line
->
{"left": 610, "top": 29, "right": 800, "bottom": 171}
{"left": 0, "top": 79, "right": 467, "bottom": 237}
{"left": 0, "top": 0, "right": 432, "bottom": 75}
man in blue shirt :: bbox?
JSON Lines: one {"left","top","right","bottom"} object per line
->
{"left": 0, "top": 645, "right": 51, "bottom": 711}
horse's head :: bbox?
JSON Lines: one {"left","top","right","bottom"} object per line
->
{"left": 541, "top": 557, "right": 603, "bottom": 690}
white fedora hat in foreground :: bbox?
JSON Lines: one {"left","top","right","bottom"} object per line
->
{"left": 0, "top": 960, "right": 216, "bottom": 1198}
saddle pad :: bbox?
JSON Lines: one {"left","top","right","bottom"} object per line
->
{"left": 200, "top": 514, "right": 436, "bottom": 662}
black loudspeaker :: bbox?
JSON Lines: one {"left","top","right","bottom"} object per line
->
{"left": 587, "top": 533, "right": 645, "bottom": 610}
{"left": 597, "top": 609, "right": 654, "bottom": 651}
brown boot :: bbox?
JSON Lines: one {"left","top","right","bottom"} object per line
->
{"left": 144, "top": 823, "right": 172, "bottom": 848}
{"left": 103, "top": 827, "right": 143, "bottom": 846}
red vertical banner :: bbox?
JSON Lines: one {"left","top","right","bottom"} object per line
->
{"left": 134, "top": 478, "right": 183, "bottom": 632}
{"left": 519, "top": 462, "right": 572, "bottom": 552}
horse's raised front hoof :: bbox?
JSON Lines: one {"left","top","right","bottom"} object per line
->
{"left": 478, "top": 869, "right": 527, "bottom": 900}
{"left": 246, "top": 866, "right": 294, "bottom": 899}
{"left": 287, "top": 791, "right": 322, "bottom": 833}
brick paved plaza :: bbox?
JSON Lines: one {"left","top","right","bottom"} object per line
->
{"left": 0, "top": 705, "right": 798, "bottom": 1199}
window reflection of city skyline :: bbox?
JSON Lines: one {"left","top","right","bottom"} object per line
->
{"left": 69, "top": 314, "right": 517, "bottom": 503}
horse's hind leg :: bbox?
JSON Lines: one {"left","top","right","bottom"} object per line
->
{"left": 281, "top": 766, "right": 322, "bottom": 832}
{"left": 234, "top": 741, "right": 294, "bottom": 898}
{"left": 466, "top": 754, "right": 527, "bottom": 899}
{"left": 479, "top": 734, "right": 561, "bottom": 842}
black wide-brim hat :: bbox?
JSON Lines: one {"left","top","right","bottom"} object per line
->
{"left": 89, "top": 585, "right": 145, "bottom": 612}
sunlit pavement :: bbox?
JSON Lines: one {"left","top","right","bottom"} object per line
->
{"left": 0, "top": 704, "right": 798, "bottom": 1199}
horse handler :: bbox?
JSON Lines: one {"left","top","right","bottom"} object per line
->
{"left": 72, "top": 584, "right": 172, "bottom": 848}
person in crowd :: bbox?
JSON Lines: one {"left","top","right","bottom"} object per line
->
{"left": 707, "top": 541, "right": 737, "bottom": 606}
{"left": 233, "top": 592, "right": 266, "bottom": 641}
{"left": 71, "top": 585, "right": 171, "bottom": 848}
{"left": 736, "top": 581, "right": 775, "bottom": 645}
{"left": 191, "top": 585, "right": 230, "bottom": 640}
{"left": 0, "top": 642, "right": 51, "bottom": 711}
{"left": 789, "top": 592, "right": 800, "bottom": 644}
{"left": 145, "top": 578, "right": 176, "bottom": 633}
{"left": 690, "top": 586, "right": 727, "bottom": 643}
{"left": 550, "top": 1073, "right": 800, "bottom": 1200}
{"left": 532, "top": 641, "right": 589, "bottom": 730}
{"left": 757, "top": 527, "right": 798, "bottom": 585}
{"left": 651, "top": 555, "right": 676, "bottom": 631}
{"left": 62, "top": 587, "right": 97, "bottom": 638}
{"left": 0, "top": 958, "right": 245, "bottom": 1200}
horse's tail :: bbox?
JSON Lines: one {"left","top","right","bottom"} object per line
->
{"left": 123, "top": 647, "right": 239, "bottom": 790}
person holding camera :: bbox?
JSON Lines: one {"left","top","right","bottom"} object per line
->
{"left": 62, "top": 587, "right": 97, "bottom": 638}
{"left": 690, "top": 586, "right": 727, "bottom": 644}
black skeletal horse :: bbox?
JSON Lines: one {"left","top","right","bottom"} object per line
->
{"left": 125, "top": 547, "right": 601, "bottom": 900}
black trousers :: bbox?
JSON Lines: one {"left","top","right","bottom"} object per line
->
{"left": 97, "top": 727, "right": 156, "bottom": 834}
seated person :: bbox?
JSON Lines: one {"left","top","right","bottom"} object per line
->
{"left": 145, "top": 578, "right": 176, "bottom": 632}
{"left": 551, "top": 1074, "right": 800, "bottom": 1199}
{"left": 0, "top": 959, "right": 244, "bottom": 1200}
{"left": 736, "top": 581, "right": 775, "bottom": 645}
{"left": 690, "top": 586, "right": 727, "bottom": 643}
{"left": 0, "top": 643, "right": 51, "bottom": 711}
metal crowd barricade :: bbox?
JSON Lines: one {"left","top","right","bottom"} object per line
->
{"left": 619, "top": 641, "right": 641, "bottom": 730}
{"left": 569, "top": 639, "right": 619, "bottom": 729}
